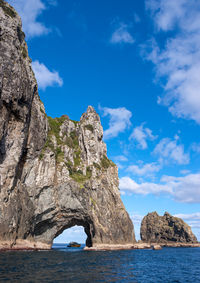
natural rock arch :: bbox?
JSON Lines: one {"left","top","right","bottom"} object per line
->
{"left": 36, "top": 216, "right": 94, "bottom": 248}
{"left": 0, "top": 1, "right": 135, "bottom": 250}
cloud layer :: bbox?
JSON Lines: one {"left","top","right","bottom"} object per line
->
{"left": 153, "top": 136, "right": 189, "bottom": 165}
{"left": 100, "top": 106, "right": 132, "bottom": 139}
{"left": 130, "top": 123, "right": 157, "bottom": 149}
{"left": 127, "top": 162, "right": 161, "bottom": 176}
{"left": 32, "top": 60, "right": 63, "bottom": 90}
{"left": 8, "top": 0, "right": 51, "bottom": 38}
{"left": 110, "top": 23, "right": 134, "bottom": 44}
{"left": 145, "top": 0, "right": 200, "bottom": 124}
{"left": 120, "top": 172, "right": 200, "bottom": 203}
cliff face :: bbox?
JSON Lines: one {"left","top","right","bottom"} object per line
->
{"left": 0, "top": 1, "right": 135, "bottom": 249}
{"left": 140, "top": 212, "right": 197, "bottom": 244}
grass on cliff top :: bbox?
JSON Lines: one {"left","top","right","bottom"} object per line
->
{"left": 66, "top": 162, "right": 92, "bottom": 183}
{"left": 70, "top": 119, "right": 79, "bottom": 126}
{"left": 0, "top": 1, "right": 16, "bottom": 18}
{"left": 101, "top": 155, "right": 115, "bottom": 169}
{"left": 39, "top": 116, "right": 68, "bottom": 161}
{"left": 48, "top": 115, "right": 69, "bottom": 144}
{"left": 40, "top": 116, "right": 82, "bottom": 167}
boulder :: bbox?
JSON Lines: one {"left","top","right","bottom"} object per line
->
{"left": 140, "top": 212, "right": 198, "bottom": 244}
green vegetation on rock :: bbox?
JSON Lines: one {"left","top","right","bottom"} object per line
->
{"left": 39, "top": 116, "right": 68, "bottom": 161}
{"left": 56, "top": 147, "right": 64, "bottom": 163}
{"left": 0, "top": 1, "right": 16, "bottom": 18}
{"left": 74, "top": 150, "right": 81, "bottom": 166}
{"left": 48, "top": 116, "right": 68, "bottom": 144}
{"left": 40, "top": 107, "right": 45, "bottom": 115}
{"left": 93, "top": 162, "right": 101, "bottom": 170}
{"left": 21, "top": 46, "right": 27, "bottom": 58}
{"left": 84, "top": 124, "right": 94, "bottom": 133}
{"left": 101, "top": 155, "right": 115, "bottom": 169}
{"left": 70, "top": 120, "right": 79, "bottom": 126}
{"left": 40, "top": 115, "right": 84, "bottom": 167}
{"left": 64, "top": 129, "right": 79, "bottom": 149}
{"left": 70, "top": 130, "right": 79, "bottom": 147}
{"left": 90, "top": 197, "right": 96, "bottom": 207}
{"left": 66, "top": 162, "right": 92, "bottom": 183}
{"left": 17, "top": 26, "right": 25, "bottom": 43}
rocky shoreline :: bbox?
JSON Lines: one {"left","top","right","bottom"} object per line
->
{"left": 84, "top": 242, "right": 200, "bottom": 251}
{"left": 0, "top": 241, "right": 199, "bottom": 252}
{"left": 0, "top": 240, "right": 51, "bottom": 251}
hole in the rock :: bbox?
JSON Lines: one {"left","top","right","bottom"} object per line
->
{"left": 53, "top": 225, "right": 87, "bottom": 248}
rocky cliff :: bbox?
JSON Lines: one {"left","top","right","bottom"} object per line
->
{"left": 0, "top": 0, "right": 135, "bottom": 250}
{"left": 140, "top": 212, "right": 197, "bottom": 244}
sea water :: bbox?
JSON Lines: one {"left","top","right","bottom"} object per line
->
{"left": 0, "top": 244, "right": 199, "bottom": 282}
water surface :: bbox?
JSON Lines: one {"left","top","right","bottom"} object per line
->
{"left": 0, "top": 244, "right": 199, "bottom": 282}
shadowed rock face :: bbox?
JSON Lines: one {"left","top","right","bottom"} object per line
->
{"left": 140, "top": 212, "right": 197, "bottom": 244}
{"left": 0, "top": 1, "right": 135, "bottom": 249}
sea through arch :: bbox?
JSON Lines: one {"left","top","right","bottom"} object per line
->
{"left": 53, "top": 225, "right": 87, "bottom": 247}
{"left": 33, "top": 210, "right": 96, "bottom": 249}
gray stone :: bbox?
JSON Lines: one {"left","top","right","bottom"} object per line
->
{"left": 0, "top": 1, "right": 135, "bottom": 250}
{"left": 140, "top": 212, "right": 198, "bottom": 244}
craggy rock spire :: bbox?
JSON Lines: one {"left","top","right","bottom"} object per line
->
{"left": 0, "top": 0, "right": 135, "bottom": 250}
{"left": 140, "top": 212, "right": 198, "bottom": 244}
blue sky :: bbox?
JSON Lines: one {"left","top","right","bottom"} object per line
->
{"left": 8, "top": 0, "right": 200, "bottom": 242}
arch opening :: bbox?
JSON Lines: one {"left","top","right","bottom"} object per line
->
{"left": 50, "top": 218, "right": 95, "bottom": 248}
{"left": 53, "top": 225, "right": 87, "bottom": 246}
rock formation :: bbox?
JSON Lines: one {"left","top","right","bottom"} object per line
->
{"left": 0, "top": 0, "right": 135, "bottom": 250}
{"left": 140, "top": 212, "right": 197, "bottom": 244}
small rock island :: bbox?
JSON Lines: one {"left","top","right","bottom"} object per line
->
{"left": 140, "top": 212, "right": 198, "bottom": 247}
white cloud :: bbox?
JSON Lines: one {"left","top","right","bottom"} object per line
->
{"left": 113, "top": 155, "right": 128, "bottom": 162}
{"left": 130, "top": 123, "right": 157, "bottom": 149}
{"left": 127, "top": 162, "right": 161, "bottom": 176}
{"left": 32, "top": 60, "right": 63, "bottom": 90}
{"left": 191, "top": 143, "right": 200, "bottom": 153}
{"left": 119, "top": 176, "right": 172, "bottom": 195}
{"left": 54, "top": 225, "right": 86, "bottom": 244}
{"left": 145, "top": 0, "right": 200, "bottom": 124}
{"left": 120, "top": 172, "right": 200, "bottom": 203}
{"left": 174, "top": 212, "right": 200, "bottom": 221}
{"left": 100, "top": 106, "right": 132, "bottom": 139}
{"left": 146, "top": 0, "right": 187, "bottom": 31}
{"left": 161, "top": 173, "right": 200, "bottom": 203}
{"left": 110, "top": 23, "right": 134, "bottom": 44}
{"left": 180, "top": 169, "right": 190, "bottom": 175}
{"left": 8, "top": 0, "right": 51, "bottom": 38}
{"left": 153, "top": 137, "right": 189, "bottom": 165}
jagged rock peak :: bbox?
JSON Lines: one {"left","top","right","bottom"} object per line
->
{"left": 86, "top": 105, "right": 96, "bottom": 113}
{"left": 0, "top": 2, "right": 135, "bottom": 250}
{"left": 140, "top": 211, "right": 198, "bottom": 244}
{"left": 81, "top": 105, "right": 100, "bottom": 123}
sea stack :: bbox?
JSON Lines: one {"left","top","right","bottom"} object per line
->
{"left": 140, "top": 212, "right": 198, "bottom": 244}
{"left": 0, "top": 0, "right": 135, "bottom": 250}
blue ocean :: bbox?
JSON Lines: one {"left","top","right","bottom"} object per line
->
{"left": 0, "top": 244, "right": 199, "bottom": 282}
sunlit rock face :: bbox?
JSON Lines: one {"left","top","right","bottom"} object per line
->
{"left": 140, "top": 212, "right": 198, "bottom": 244}
{"left": 0, "top": 0, "right": 135, "bottom": 250}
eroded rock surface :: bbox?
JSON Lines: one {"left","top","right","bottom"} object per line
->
{"left": 140, "top": 212, "right": 197, "bottom": 244}
{"left": 0, "top": 1, "right": 135, "bottom": 250}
